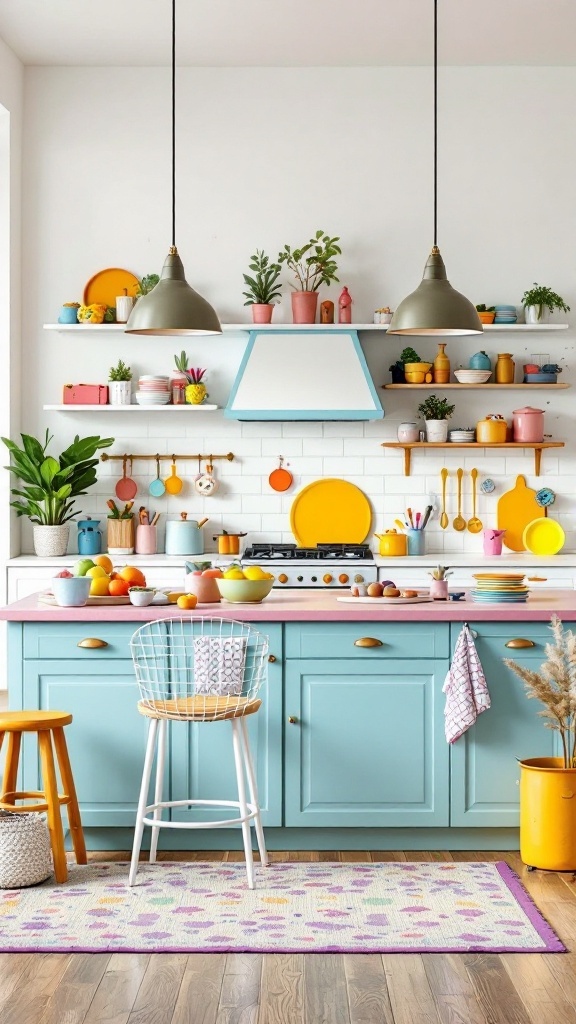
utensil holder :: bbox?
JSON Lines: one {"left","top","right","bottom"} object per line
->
{"left": 135, "top": 525, "right": 157, "bottom": 555}
{"left": 107, "top": 518, "right": 135, "bottom": 555}
{"left": 407, "top": 529, "right": 425, "bottom": 556}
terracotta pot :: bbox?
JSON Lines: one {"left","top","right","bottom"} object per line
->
{"left": 291, "top": 291, "right": 318, "bottom": 324}
{"left": 251, "top": 303, "right": 274, "bottom": 324}
{"left": 184, "top": 573, "right": 221, "bottom": 603}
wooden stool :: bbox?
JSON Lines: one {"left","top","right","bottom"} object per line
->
{"left": 0, "top": 711, "right": 87, "bottom": 883}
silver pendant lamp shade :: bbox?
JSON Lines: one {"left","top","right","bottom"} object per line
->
{"left": 388, "top": 1, "right": 481, "bottom": 337}
{"left": 126, "top": 0, "right": 221, "bottom": 337}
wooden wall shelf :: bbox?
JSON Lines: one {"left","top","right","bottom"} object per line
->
{"left": 382, "top": 383, "right": 570, "bottom": 391}
{"left": 381, "top": 441, "right": 565, "bottom": 476}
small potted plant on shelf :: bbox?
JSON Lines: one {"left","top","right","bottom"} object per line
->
{"left": 173, "top": 353, "right": 209, "bottom": 404}
{"left": 504, "top": 615, "right": 576, "bottom": 871}
{"left": 135, "top": 273, "right": 160, "bottom": 297}
{"left": 389, "top": 346, "right": 426, "bottom": 384}
{"left": 428, "top": 564, "right": 452, "bottom": 600}
{"left": 2, "top": 430, "right": 114, "bottom": 556}
{"left": 521, "top": 283, "right": 570, "bottom": 324}
{"left": 242, "top": 249, "right": 282, "bottom": 324}
{"left": 278, "top": 230, "right": 341, "bottom": 324}
{"left": 417, "top": 394, "right": 455, "bottom": 442}
{"left": 475, "top": 304, "right": 496, "bottom": 324}
{"left": 108, "top": 359, "right": 132, "bottom": 406}
{"left": 58, "top": 301, "right": 81, "bottom": 325}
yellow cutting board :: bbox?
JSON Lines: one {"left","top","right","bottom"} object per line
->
{"left": 497, "top": 475, "right": 546, "bottom": 552}
{"left": 290, "top": 479, "right": 372, "bottom": 547}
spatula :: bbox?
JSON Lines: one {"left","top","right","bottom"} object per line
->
{"left": 453, "top": 469, "right": 466, "bottom": 531}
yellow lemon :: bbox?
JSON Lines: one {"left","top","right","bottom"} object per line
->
{"left": 89, "top": 576, "right": 110, "bottom": 597}
{"left": 223, "top": 569, "right": 246, "bottom": 580}
{"left": 244, "top": 566, "right": 267, "bottom": 580}
{"left": 86, "top": 565, "right": 107, "bottom": 579}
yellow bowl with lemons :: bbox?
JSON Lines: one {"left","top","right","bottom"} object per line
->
{"left": 216, "top": 565, "right": 275, "bottom": 603}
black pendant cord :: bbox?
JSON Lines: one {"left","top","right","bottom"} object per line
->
{"left": 171, "top": 0, "right": 176, "bottom": 249}
{"left": 433, "top": 0, "right": 438, "bottom": 248}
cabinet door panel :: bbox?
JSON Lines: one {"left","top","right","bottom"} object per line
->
{"left": 170, "top": 624, "right": 282, "bottom": 826}
{"left": 450, "top": 629, "right": 557, "bottom": 826}
{"left": 285, "top": 659, "right": 449, "bottom": 827}
{"left": 286, "top": 622, "right": 449, "bottom": 660}
{"left": 22, "top": 660, "right": 149, "bottom": 826}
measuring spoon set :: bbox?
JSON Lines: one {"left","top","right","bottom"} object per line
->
{"left": 439, "top": 468, "right": 483, "bottom": 533}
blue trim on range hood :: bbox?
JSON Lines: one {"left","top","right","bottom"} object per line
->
{"left": 225, "top": 328, "right": 384, "bottom": 421}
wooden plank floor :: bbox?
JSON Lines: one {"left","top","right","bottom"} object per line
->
{"left": 2, "top": 850, "right": 575, "bottom": 1024}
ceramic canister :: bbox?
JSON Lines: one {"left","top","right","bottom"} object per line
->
{"left": 164, "top": 518, "right": 205, "bottom": 556}
{"left": 476, "top": 415, "right": 508, "bottom": 444}
{"left": 513, "top": 406, "right": 545, "bottom": 443}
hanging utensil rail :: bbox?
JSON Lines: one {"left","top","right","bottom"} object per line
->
{"left": 100, "top": 452, "right": 235, "bottom": 463}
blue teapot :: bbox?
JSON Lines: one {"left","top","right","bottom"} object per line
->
{"left": 469, "top": 350, "right": 492, "bottom": 370}
{"left": 77, "top": 518, "right": 102, "bottom": 556}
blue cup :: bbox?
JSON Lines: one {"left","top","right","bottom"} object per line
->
{"left": 51, "top": 575, "right": 91, "bottom": 606}
{"left": 407, "top": 529, "right": 425, "bottom": 556}
{"left": 58, "top": 305, "right": 79, "bottom": 324}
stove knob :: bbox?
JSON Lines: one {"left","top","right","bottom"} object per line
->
{"left": 339, "top": 573, "right": 349, "bottom": 585}
{"left": 278, "top": 573, "right": 288, "bottom": 584}
{"left": 297, "top": 575, "right": 304, "bottom": 582}
{"left": 311, "top": 576, "right": 317, "bottom": 582}
{"left": 353, "top": 574, "right": 365, "bottom": 584}
{"left": 323, "top": 574, "right": 333, "bottom": 584}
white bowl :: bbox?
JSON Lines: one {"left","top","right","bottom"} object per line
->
{"left": 128, "top": 587, "right": 156, "bottom": 606}
{"left": 135, "top": 393, "right": 171, "bottom": 405}
{"left": 454, "top": 370, "right": 492, "bottom": 383}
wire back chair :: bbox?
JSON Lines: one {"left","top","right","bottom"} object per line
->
{"left": 128, "top": 617, "right": 270, "bottom": 889}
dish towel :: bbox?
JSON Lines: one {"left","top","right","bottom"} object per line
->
{"left": 443, "top": 624, "right": 491, "bottom": 743}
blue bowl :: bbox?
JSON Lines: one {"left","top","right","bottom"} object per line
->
{"left": 51, "top": 575, "right": 91, "bottom": 606}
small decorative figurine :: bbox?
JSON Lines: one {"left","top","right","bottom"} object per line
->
{"left": 338, "top": 286, "right": 352, "bottom": 324}
{"left": 320, "top": 300, "right": 334, "bottom": 324}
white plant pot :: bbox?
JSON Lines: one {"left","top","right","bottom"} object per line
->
{"left": 524, "top": 305, "right": 549, "bottom": 324}
{"left": 425, "top": 420, "right": 449, "bottom": 443}
{"left": 33, "top": 524, "right": 70, "bottom": 557}
{"left": 109, "top": 381, "right": 132, "bottom": 405}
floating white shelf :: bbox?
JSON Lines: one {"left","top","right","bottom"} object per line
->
{"left": 43, "top": 404, "right": 218, "bottom": 412}
{"left": 43, "top": 322, "right": 570, "bottom": 333}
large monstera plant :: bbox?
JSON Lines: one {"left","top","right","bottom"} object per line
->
{"left": 2, "top": 430, "right": 114, "bottom": 525}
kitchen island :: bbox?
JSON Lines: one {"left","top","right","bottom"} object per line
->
{"left": 1, "top": 590, "right": 572, "bottom": 852}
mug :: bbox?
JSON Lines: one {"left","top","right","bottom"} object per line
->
{"left": 135, "top": 525, "right": 157, "bottom": 555}
{"left": 406, "top": 529, "right": 425, "bottom": 556}
{"left": 483, "top": 529, "right": 505, "bottom": 555}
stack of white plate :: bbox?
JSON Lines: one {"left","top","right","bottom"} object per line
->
{"left": 135, "top": 375, "right": 170, "bottom": 406}
{"left": 448, "top": 428, "right": 476, "bottom": 442}
{"left": 454, "top": 369, "right": 492, "bottom": 383}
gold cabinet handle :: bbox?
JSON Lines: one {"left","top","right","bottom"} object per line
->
{"left": 505, "top": 638, "right": 536, "bottom": 649}
{"left": 268, "top": 654, "right": 277, "bottom": 663}
{"left": 354, "top": 637, "right": 383, "bottom": 648}
{"left": 288, "top": 716, "right": 298, "bottom": 724}
{"left": 77, "top": 638, "right": 109, "bottom": 649}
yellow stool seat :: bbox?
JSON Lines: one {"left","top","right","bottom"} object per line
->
{"left": 0, "top": 711, "right": 86, "bottom": 883}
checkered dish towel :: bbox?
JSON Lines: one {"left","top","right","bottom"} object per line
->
{"left": 443, "top": 624, "right": 491, "bottom": 743}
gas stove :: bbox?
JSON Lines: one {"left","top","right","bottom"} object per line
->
{"left": 242, "top": 543, "right": 377, "bottom": 589}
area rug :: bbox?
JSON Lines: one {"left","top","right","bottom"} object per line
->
{"left": 0, "top": 861, "right": 564, "bottom": 954}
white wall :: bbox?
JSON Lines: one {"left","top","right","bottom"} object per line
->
{"left": 20, "top": 65, "right": 576, "bottom": 555}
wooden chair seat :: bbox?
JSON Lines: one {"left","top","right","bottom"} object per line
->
{"left": 0, "top": 710, "right": 73, "bottom": 732}
{"left": 137, "top": 696, "right": 262, "bottom": 722}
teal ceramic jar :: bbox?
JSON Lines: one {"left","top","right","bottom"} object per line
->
{"left": 469, "top": 350, "right": 492, "bottom": 370}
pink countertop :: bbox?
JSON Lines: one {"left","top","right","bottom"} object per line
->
{"left": 1, "top": 590, "right": 576, "bottom": 622}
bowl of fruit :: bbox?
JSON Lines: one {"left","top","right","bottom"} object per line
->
{"left": 51, "top": 571, "right": 92, "bottom": 607}
{"left": 216, "top": 565, "right": 275, "bottom": 603}
{"left": 68, "top": 557, "right": 147, "bottom": 600}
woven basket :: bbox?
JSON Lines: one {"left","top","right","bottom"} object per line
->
{"left": 0, "top": 811, "right": 52, "bottom": 888}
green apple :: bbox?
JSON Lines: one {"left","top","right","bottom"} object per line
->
{"left": 73, "top": 558, "right": 96, "bottom": 577}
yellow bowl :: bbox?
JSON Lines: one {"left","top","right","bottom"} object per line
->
{"left": 404, "top": 362, "right": 433, "bottom": 373}
{"left": 216, "top": 578, "right": 274, "bottom": 603}
{"left": 405, "top": 371, "right": 426, "bottom": 384}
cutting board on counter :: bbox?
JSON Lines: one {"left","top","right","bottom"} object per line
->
{"left": 39, "top": 592, "right": 130, "bottom": 606}
{"left": 497, "top": 475, "right": 546, "bottom": 552}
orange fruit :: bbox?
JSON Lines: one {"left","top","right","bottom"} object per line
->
{"left": 201, "top": 568, "right": 223, "bottom": 578}
{"left": 109, "top": 578, "right": 130, "bottom": 597}
{"left": 118, "top": 566, "right": 147, "bottom": 587}
{"left": 94, "top": 554, "right": 113, "bottom": 575}
{"left": 177, "top": 594, "right": 198, "bottom": 610}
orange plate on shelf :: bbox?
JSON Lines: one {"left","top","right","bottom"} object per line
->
{"left": 290, "top": 479, "right": 372, "bottom": 547}
{"left": 83, "top": 268, "right": 139, "bottom": 308}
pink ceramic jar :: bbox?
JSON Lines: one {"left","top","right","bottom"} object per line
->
{"left": 184, "top": 572, "right": 221, "bottom": 603}
{"left": 512, "top": 406, "right": 544, "bottom": 443}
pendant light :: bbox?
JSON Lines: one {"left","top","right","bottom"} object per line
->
{"left": 388, "top": 0, "right": 481, "bottom": 336}
{"left": 126, "top": 0, "right": 221, "bottom": 336}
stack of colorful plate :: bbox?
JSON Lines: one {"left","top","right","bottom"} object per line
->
{"left": 493, "top": 305, "right": 518, "bottom": 325}
{"left": 135, "top": 375, "right": 170, "bottom": 406}
{"left": 470, "top": 572, "right": 529, "bottom": 603}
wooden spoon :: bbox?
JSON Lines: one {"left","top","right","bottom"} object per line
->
{"left": 440, "top": 469, "right": 449, "bottom": 529}
{"left": 453, "top": 468, "right": 466, "bottom": 531}
{"left": 467, "top": 468, "right": 483, "bottom": 533}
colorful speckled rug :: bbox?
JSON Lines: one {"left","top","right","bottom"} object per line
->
{"left": 0, "top": 861, "right": 564, "bottom": 953}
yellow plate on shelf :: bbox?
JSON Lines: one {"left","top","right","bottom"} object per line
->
{"left": 83, "top": 268, "right": 139, "bottom": 308}
{"left": 522, "top": 518, "right": 566, "bottom": 556}
{"left": 290, "top": 479, "right": 372, "bottom": 547}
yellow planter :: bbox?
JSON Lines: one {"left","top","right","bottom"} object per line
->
{"left": 520, "top": 757, "right": 576, "bottom": 870}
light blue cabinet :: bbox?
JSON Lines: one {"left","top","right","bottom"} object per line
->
{"left": 450, "top": 622, "right": 557, "bottom": 827}
{"left": 284, "top": 657, "right": 450, "bottom": 827}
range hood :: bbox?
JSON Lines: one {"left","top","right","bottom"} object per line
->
{"left": 225, "top": 328, "right": 384, "bottom": 420}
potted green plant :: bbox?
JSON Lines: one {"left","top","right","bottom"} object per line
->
{"left": 389, "top": 346, "right": 422, "bottom": 384}
{"left": 521, "top": 283, "right": 570, "bottom": 324}
{"left": 135, "top": 273, "right": 160, "bottom": 297}
{"left": 242, "top": 249, "right": 282, "bottom": 324}
{"left": 475, "top": 304, "right": 496, "bottom": 325}
{"left": 278, "top": 230, "right": 341, "bottom": 324}
{"left": 417, "top": 394, "right": 455, "bottom": 442}
{"left": 173, "top": 353, "right": 208, "bottom": 404}
{"left": 504, "top": 615, "right": 576, "bottom": 870}
{"left": 2, "top": 431, "right": 114, "bottom": 556}
{"left": 108, "top": 359, "right": 132, "bottom": 406}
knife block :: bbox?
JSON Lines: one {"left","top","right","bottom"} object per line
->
{"left": 107, "top": 518, "right": 135, "bottom": 555}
